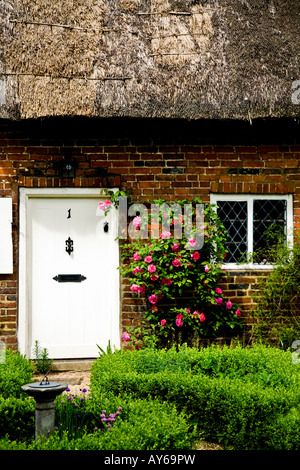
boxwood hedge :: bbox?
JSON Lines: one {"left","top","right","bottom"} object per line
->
{"left": 90, "top": 344, "right": 300, "bottom": 450}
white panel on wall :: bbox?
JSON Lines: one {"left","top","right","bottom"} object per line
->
{"left": 0, "top": 198, "right": 13, "bottom": 274}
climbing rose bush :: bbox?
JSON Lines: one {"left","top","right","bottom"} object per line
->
{"left": 115, "top": 197, "right": 243, "bottom": 348}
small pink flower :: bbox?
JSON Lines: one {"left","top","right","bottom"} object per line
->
{"left": 132, "top": 216, "right": 141, "bottom": 229}
{"left": 192, "top": 310, "right": 200, "bottom": 316}
{"left": 130, "top": 284, "right": 139, "bottom": 292}
{"left": 133, "top": 266, "right": 143, "bottom": 274}
{"left": 133, "top": 252, "right": 141, "bottom": 261}
{"left": 235, "top": 308, "right": 241, "bottom": 317}
{"left": 199, "top": 313, "right": 206, "bottom": 322}
{"left": 204, "top": 265, "right": 210, "bottom": 273}
{"left": 172, "top": 258, "right": 181, "bottom": 267}
{"left": 176, "top": 314, "right": 183, "bottom": 327}
{"left": 99, "top": 200, "right": 112, "bottom": 211}
{"left": 160, "top": 319, "right": 166, "bottom": 326}
{"left": 215, "top": 287, "right": 223, "bottom": 295}
{"left": 151, "top": 305, "right": 158, "bottom": 313}
{"left": 160, "top": 231, "right": 171, "bottom": 239}
{"left": 186, "top": 308, "right": 191, "bottom": 314}
{"left": 215, "top": 297, "right": 223, "bottom": 306}
{"left": 122, "top": 332, "right": 130, "bottom": 342}
{"left": 150, "top": 274, "right": 159, "bottom": 281}
{"left": 161, "top": 277, "right": 172, "bottom": 286}
{"left": 145, "top": 256, "right": 152, "bottom": 263}
{"left": 148, "top": 294, "right": 158, "bottom": 304}
{"left": 188, "top": 238, "right": 197, "bottom": 247}
{"left": 148, "top": 264, "right": 157, "bottom": 273}
{"left": 191, "top": 251, "right": 200, "bottom": 260}
{"left": 172, "top": 243, "right": 180, "bottom": 251}
{"left": 226, "top": 301, "right": 233, "bottom": 310}
{"left": 137, "top": 285, "right": 145, "bottom": 294}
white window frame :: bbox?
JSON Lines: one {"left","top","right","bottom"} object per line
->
{"left": 210, "top": 194, "right": 293, "bottom": 270}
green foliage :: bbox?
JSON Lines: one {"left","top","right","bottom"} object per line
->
{"left": 0, "top": 396, "right": 34, "bottom": 441}
{"left": 32, "top": 340, "right": 53, "bottom": 375}
{"left": 118, "top": 197, "right": 243, "bottom": 348}
{"left": 0, "top": 348, "right": 34, "bottom": 399}
{"left": 90, "top": 344, "right": 300, "bottom": 450}
{"left": 0, "top": 392, "right": 194, "bottom": 450}
{"left": 250, "top": 236, "right": 300, "bottom": 348}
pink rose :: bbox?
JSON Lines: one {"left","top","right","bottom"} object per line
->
{"left": 122, "top": 332, "right": 130, "bottom": 342}
{"left": 133, "top": 252, "right": 141, "bottom": 261}
{"left": 172, "top": 258, "right": 181, "bottom": 267}
{"left": 191, "top": 251, "right": 200, "bottom": 260}
{"left": 192, "top": 310, "right": 200, "bottom": 316}
{"left": 145, "top": 256, "right": 152, "bottom": 263}
{"left": 161, "top": 277, "right": 172, "bottom": 286}
{"left": 161, "top": 319, "right": 166, "bottom": 326}
{"left": 188, "top": 238, "right": 197, "bottom": 247}
{"left": 133, "top": 266, "right": 143, "bottom": 274}
{"left": 215, "top": 287, "right": 222, "bottom": 294}
{"left": 150, "top": 274, "right": 159, "bottom": 281}
{"left": 235, "top": 308, "right": 241, "bottom": 317}
{"left": 160, "top": 231, "right": 171, "bottom": 239}
{"left": 204, "top": 265, "right": 210, "bottom": 273}
{"left": 148, "top": 264, "right": 157, "bottom": 273}
{"left": 199, "top": 313, "right": 206, "bottom": 322}
{"left": 186, "top": 308, "right": 191, "bottom": 314}
{"left": 151, "top": 305, "right": 158, "bottom": 313}
{"left": 99, "top": 200, "right": 112, "bottom": 211}
{"left": 215, "top": 297, "right": 223, "bottom": 306}
{"left": 148, "top": 294, "right": 158, "bottom": 304}
{"left": 130, "top": 284, "right": 139, "bottom": 292}
{"left": 132, "top": 216, "right": 141, "bottom": 229}
{"left": 176, "top": 314, "right": 183, "bottom": 327}
{"left": 226, "top": 301, "right": 233, "bottom": 310}
{"left": 172, "top": 243, "right": 180, "bottom": 251}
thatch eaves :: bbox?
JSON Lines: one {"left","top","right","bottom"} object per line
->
{"left": 0, "top": 0, "right": 300, "bottom": 120}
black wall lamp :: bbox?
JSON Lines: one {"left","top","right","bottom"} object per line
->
{"left": 61, "top": 157, "right": 77, "bottom": 178}
{"left": 54, "top": 148, "right": 78, "bottom": 178}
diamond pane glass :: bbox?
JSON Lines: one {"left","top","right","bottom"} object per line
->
{"left": 253, "top": 199, "right": 286, "bottom": 262}
{"left": 217, "top": 201, "right": 248, "bottom": 263}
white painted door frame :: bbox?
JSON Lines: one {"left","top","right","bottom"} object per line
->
{"left": 18, "top": 187, "right": 120, "bottom": 358}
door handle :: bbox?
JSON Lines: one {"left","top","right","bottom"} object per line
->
{"left": 53, "top": 274, "right": 87, "bottom": 283}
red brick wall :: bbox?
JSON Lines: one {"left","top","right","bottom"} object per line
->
{"left": 0, "top": 118, "right": 299, "bottom": 351}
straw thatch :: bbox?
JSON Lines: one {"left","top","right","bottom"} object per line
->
{"left": 0, "top": 0, "right": 299, "bottom": 120}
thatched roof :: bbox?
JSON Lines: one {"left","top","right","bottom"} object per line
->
{"left": 0, "top": 0, "right": 299, "bottom": 120}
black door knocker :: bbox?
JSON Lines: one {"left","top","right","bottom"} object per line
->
{"left": 104, "top": 222, "right": 109, "bottom": 233}
{"left": 65, "top": 237, "right": 74, "bottom": 255}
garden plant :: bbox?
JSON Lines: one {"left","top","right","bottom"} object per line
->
{"left": 100, "top": 193, "right": 243, "bottom": 348}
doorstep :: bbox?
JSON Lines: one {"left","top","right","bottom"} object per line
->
{"left": 50, "top": 359, "right": 96, "bottom": 372}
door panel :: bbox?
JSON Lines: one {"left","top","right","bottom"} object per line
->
{"left": 28, "top": 197, "right": 120, "bottom": 358}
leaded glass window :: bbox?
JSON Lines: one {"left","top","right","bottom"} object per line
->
{"left": 217, "top": 201, "right": 248, "bottom": 263}
{"left": 210, "top": 195, "right": 293, "bottom": 268}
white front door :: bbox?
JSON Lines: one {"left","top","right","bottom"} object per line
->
{"left": 19, "top": 190, "right": 120, "bottom": 359}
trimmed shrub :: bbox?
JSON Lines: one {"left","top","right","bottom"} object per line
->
{"left": 0, "top": 348, "right": 34, "bottom": 399}
{"left": 0, "top": 396, "right": 34, "bottom": 441}
{"left": 0, "top": 394, "right": 195, "bottom": 450}
{"left": 90, "top": 344, "right": 300, "bottom": 450}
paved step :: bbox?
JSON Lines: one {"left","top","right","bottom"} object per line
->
{"left": 50, "top": 359, "right": 96, "bottom": 372}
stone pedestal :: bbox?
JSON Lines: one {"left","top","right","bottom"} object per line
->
{"left": 22, "top": 382, "right": 68, "bottom": 440}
